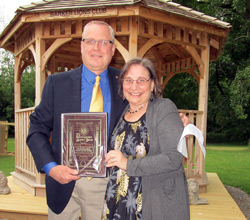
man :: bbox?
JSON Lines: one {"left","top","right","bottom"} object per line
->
{"left": 27, "top": 20, "right": 127, "bottom": 220}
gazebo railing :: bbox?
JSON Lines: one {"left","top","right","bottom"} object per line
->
{"left": 15, "top": 107, "right": 36, "bottom": 177}
{"left": 13, "top": 107, "right": 207, "bottom": 195}
{"left": 179, "top": 109, "right": 208, "bottom": 192}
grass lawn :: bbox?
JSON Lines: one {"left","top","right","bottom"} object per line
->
{"left": 1, "top": 139, "right": 250, "bottom": 196}
{"left": 0, "top": 156, "right": 15, "bottom": 176}
{"left": 0, "top": 137, "right": 15, "bottom": 176}
{"left": 6, "top": 137, "right": 15, "bottom": 152}
{"left": 205, "top": 144, "right": 250, "bottom": 195}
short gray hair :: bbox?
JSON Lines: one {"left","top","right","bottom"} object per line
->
{"left": 82, "top": 20, "right": 115, "bottom": 42}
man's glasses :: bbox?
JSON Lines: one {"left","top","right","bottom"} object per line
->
{"left": 82, "top": 39, "right": 113, "bottom": 47}
{"left": 123, "top": 77, "right": 151, "bottom": 86}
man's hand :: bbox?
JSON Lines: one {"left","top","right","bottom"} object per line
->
{"left": 105, "top": 150, "right": 128, "bottom": 171}
{"left": 49, "top": 165, "right": 80, "bottom": 184}
{"left": 179, "top": 112, "right": 190, "bottom": 126}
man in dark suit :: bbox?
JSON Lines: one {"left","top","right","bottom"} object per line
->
{"left": 27, "top": 20, "right": 127, "bottom": 220}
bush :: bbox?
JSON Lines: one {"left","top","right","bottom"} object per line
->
{"left": 207, "top": 132, "right": 225, "bottom": 143}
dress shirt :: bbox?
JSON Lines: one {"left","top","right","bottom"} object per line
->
{"left": 80, "top": 64, "right": 111, "bottom": 130}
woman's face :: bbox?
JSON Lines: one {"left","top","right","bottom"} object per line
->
{"left": 123, "top": 64, "right": 154, "bottom": 107}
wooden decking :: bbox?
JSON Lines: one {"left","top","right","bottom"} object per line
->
{"left": 0, "top": 173, "right": 247, "bottom": 220}
{"left": 191, "top": 173, "right": 246, "bottom": 220}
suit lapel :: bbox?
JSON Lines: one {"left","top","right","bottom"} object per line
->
{"left": 108, "top": 67, "right": 128, "bottom": 138}
{"left": 67, "top": 65, "right": 82, "bottom": 113}
{"left": 108, "top": 67, "right": 120, "bottom": 135}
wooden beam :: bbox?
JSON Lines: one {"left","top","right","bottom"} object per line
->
{"left": 187, "top": 69, "right": 200, "bottom": 83}
{"left": 1, "top": 16, "right": 29, "bottom": 47}
{"left": 197, "top": 32, "right": 210, "bottom": 182}
{"left": 210, "top": 38, "right": 220, "bottom": 50}
{"left": 35, "top": 23, "right": 46, "bottom": 106}
{"left": 166, "top": 43, "right": 186, "bottom": 58}
{"left": 42, "top": 38, "right": 73, "bottom": 71}
{"left": 15, "top": 39, "right": 36, "bottom": 57}
{"left": 15, "top": 54, "right": 22, "bottom": 83}
{"left": 138, "top": 6, "right": 230, "bottom": 38}
{"left": 28, "top": 44, "right": 36, "bottom": 64}
{"left": 115, "top": 39, "right": 130, "bottom": 62}
{"left": 41, "top": 34, "right": 81, "bottom": 39}
{"left": 128, "top": 16, "right": 138, "bottom": 58}
{"left": 184, "top": 45, "right": 204, "bottom": 78}
{"left": 140, "top": 33, "right": 206, "bottom": 50}
{"left": 138, "top": 38, "right": 164, "bottom": 57}
{"left": 24, "top": 8, "right": 119, "bottom": 23}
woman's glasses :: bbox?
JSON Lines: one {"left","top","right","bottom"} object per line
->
{"left": 123, "top": 77, "right": 151, "bottom": 86}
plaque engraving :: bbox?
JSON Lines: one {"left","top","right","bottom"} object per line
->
{"left": 61, "top": 113, "right": 107, "bottom": 177}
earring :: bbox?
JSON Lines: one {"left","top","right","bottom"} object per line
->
{"left": 150, "top": 92, "right": 153, "bottom": 102}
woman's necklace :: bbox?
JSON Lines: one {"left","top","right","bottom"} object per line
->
{"left": 127, "top": 104, "right": 145, "bottom": 114}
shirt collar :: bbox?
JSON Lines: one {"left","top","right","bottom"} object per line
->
{"left": 82, "top": 64, "right": 108, "bottom": 84}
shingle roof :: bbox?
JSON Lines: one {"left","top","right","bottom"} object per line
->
{"left": 14, "top": 0, "right": 231, "bottom": 29}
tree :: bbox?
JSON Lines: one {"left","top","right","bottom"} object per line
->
{"left": 163, "top": 73, "right": 199, "bottom": 110}
{"left": 230, "top": 66, "right": 250, "bottom": 120}
{"left": 0, "top": 7, "right": 35, "bottom": 124}
{"left": 0, "top": 50, "right": 14, "bottom": 122}
{"left": 170, "top": 0, "right": 250, "bottom": 144}
{"left": 21, "top": 66, "right": 35, "bottom": 109}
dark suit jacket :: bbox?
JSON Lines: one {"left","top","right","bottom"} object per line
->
{"left": 26, "top": 65, "right": 127, "bottom": 214}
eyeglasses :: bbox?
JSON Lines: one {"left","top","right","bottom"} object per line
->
{"left": 123, "top": 77, "right": 151, "bottom": 86}
{"left": 82, "top": 39, "right": 114, "bottom": 47}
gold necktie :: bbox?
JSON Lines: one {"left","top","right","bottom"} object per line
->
{"left": 88, "top": 76, "right": 103, "bottom": 181}
{"left": 89, "top": 76, "right": 103, "bottom": 112}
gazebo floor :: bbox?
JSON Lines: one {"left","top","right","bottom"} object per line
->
{"left": 0, "top": 173, "right": 246, "bottom": 220}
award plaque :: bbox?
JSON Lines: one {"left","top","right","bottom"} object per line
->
{"left": 61, "top": 113, "right": 107, "bottom": 177}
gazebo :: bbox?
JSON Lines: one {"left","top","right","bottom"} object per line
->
{"left": 0, "top": 0, "right": 231, "bottom": 196}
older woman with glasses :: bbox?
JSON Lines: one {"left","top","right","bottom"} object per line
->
{"left": 102, "top": 57, "right": 190, "bottom": 220}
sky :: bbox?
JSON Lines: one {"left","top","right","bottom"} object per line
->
{"left": 1, "top": 0, "right": 33, "bottom": 30}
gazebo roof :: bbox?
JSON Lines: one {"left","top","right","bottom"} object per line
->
{"left": 1, "top": 0, "right": 231, "bottom": 41}
{"left": 0, "top": 0, "right": 232, "bottom": 70}
{"left": 14, "top": 0, "right": 231, "bottom": 28}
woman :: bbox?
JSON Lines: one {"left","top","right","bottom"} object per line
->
{"left": 102, "top": 57, "right": 190, "bottom": 220}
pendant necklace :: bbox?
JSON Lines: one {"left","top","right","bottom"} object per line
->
{"left": 127, "top": 104, "right": 145, "bottom": 114}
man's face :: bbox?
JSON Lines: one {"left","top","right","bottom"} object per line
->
{"left": 81, "top": 23, "right": 116, "bottom": 75}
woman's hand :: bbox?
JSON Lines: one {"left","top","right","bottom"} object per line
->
{"left": 105, "top": 150, "right": 128, "bottom": 171}
{"left": 179, "top": 112, "right": 190, "bottom": 126}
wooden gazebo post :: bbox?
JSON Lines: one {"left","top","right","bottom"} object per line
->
{"left": 35, "top": 23, "right": 46, "bottom": 105}
{"left": 196, "top": 32, "right": 210, "bottom": 186}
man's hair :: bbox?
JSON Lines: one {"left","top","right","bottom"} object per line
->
{"left": 82, "top": 20, "right": 115, "bottom": 42}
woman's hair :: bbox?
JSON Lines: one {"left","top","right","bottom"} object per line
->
{"left": 82, "top": 20, "right": 115, "bottom": 42}
{"left": 118, "top": 57, "right": 162, "bottom": 98}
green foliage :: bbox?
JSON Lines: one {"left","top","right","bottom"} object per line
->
{"left": 205, "top": 145, "right": 250, "bottom": 195}
{"left": 0, "top": 50, "right": 14, "bottom": 122}
{"left": 21, "top": 65, "right": 35, "bottom": 108}
{"left": 230, "top": 66, "right": 250, "bottom": 120}
{"left": 0, "top": 51, "right": 35, "bottom": 121}
{"left": 163, "top": 73, "right": 199, "bottom": 110}
{"left": 171, "top": 0, "right": 250, "bottom": 144}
